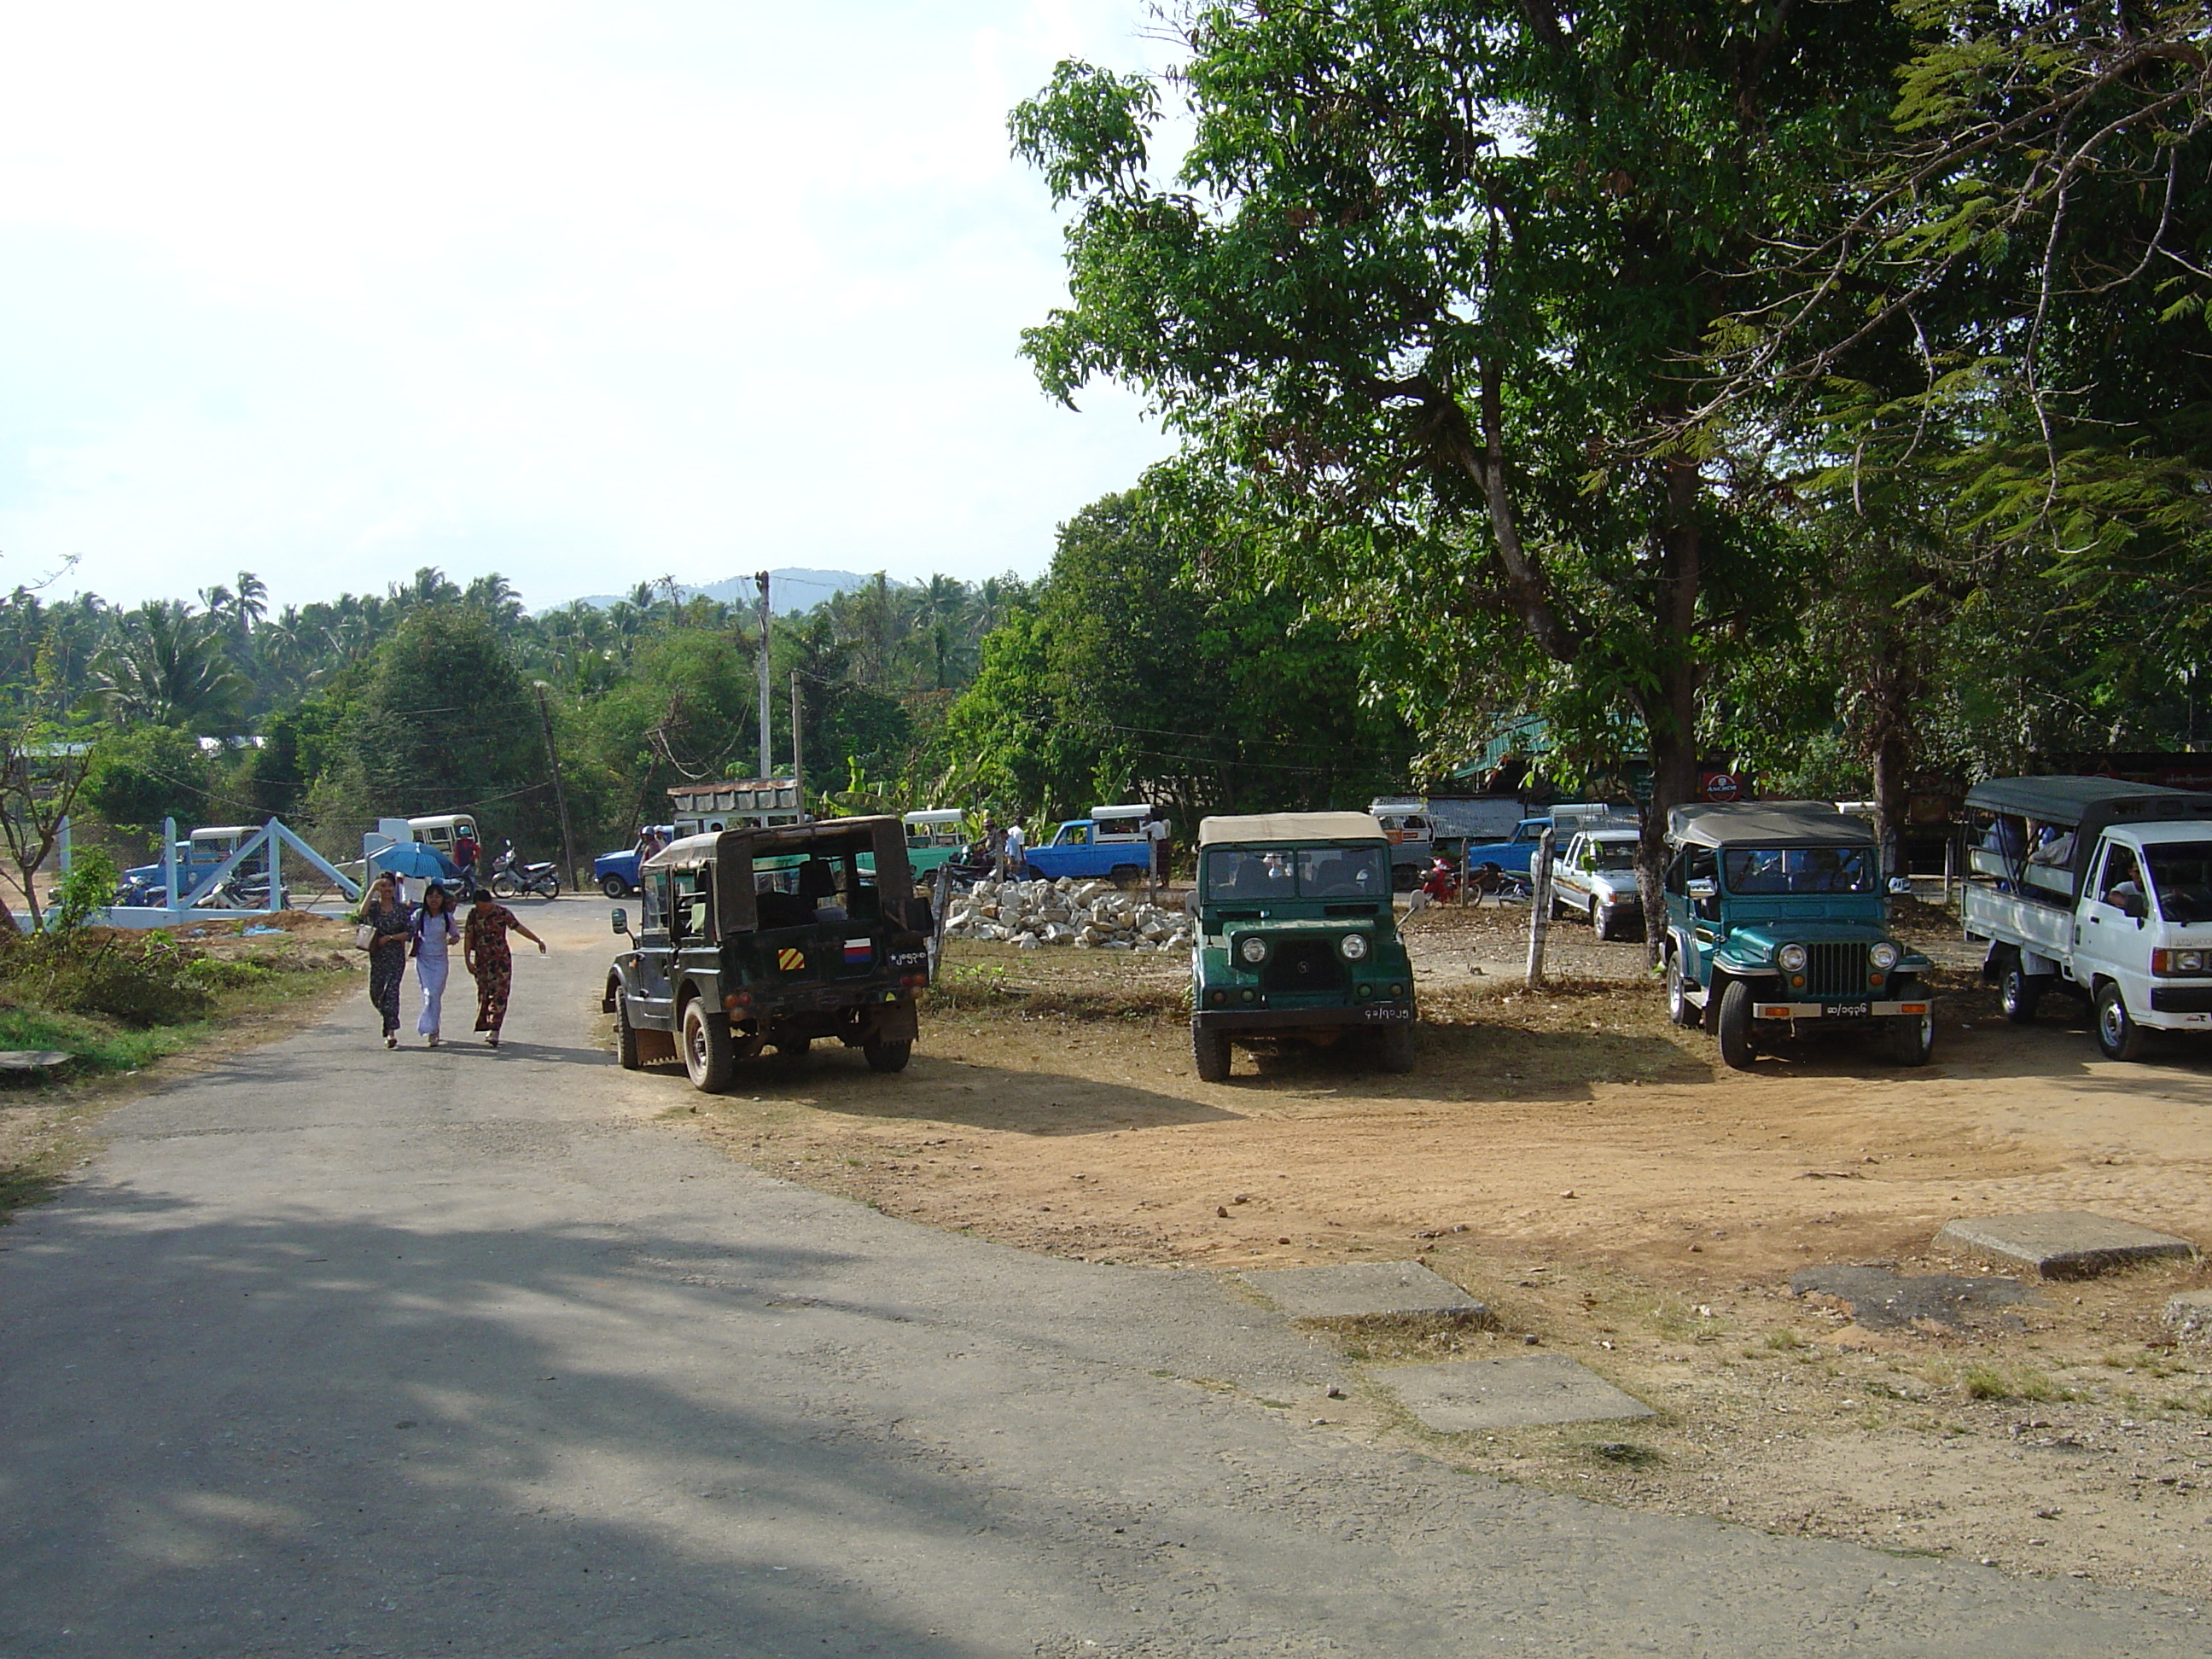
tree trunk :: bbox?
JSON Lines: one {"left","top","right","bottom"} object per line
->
{"left": 1636, "top": 466, "right": 1706, "bottom": 963}
{"left": 1866, "top": 632, "right": 1914, "bottom": 882}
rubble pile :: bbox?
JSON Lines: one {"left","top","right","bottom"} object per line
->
{"left": 941, "top": 876, "right": 1194, "bottom": 952}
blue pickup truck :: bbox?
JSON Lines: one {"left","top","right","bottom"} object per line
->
{"left": 1461, "top": 806, "right": 1636, "bottom": 884}
{"left": 1021, "top": 806, "right": 1160, "bottom": 887}
{"left": 593, "top": 824, "right": 677, "bottom": 899}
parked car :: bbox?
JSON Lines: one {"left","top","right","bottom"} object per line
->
{"left": 1188, "top": 812, "right": 1416, "bottom": 1080}
{"left": 1551, "top": 826, "right": 1644, "bottom": 940}
{"left": 1459, "top": 817, "right": 1553, "bottom": 884}
{"left": 1959, "top": 775, "right": 2212, "bottom": 1059}
{"left": 1021, "top": 804, "right": 1158, "bottom": 886}
{"left": 602, "top": 815, "right": 931, "bottom": 1091}
{"left": 594, "top": 824, "right": 676, "bottom": 898}
{"left": 118, "top": 825, "right": 263, "bottom": 908}
{"left": 901, "top": 810, "right": 969, "bottom": 879}
{"left": 1662, "top": 802, "right": 1934, "bottom": 1070}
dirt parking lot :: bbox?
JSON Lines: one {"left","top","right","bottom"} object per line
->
{"left": 655, "top": 895, "right": 2212, "bottom": 1595}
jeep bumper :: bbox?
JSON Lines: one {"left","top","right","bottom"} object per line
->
{"left": 1749, "top": 998, "right": 1930, "bottom": 1022}
{"left": 1192, "top": 1001, "right": 1416, "bottom": 1033}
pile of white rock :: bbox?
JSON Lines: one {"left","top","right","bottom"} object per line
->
{"left": 940, "top": 876, "right": 1195, "bottom": 952}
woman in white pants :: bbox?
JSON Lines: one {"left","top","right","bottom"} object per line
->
{"left": 412, "top": 882, "right": 462, "bottom": 1047}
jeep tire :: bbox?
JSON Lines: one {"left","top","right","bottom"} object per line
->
{"left": 1191, "top": 1022, "right": 1231, "bottom": 1083}
{"left": 680, "top": 998, "right": 734, "bottom": 1092}
{"left": 2093, "top": 981, "right": 2146, "bottom": 1062}
{"left": 1377, "top": 1023, "right": 1415, "bottom": 1074}
{"left": 1887, "top": 979, "right": 1935, "bottom": 1065}
{"left": 614, "top": 987, "right": 642, "bottom": 1071}
{"left": 864, "top": 1036, "right": 911, "bottom": 1073}
{"left": 1715, "top": 980, "right": 1757, "bottom": 1071}
{"left": 1664, "top": 949, "right": 1700, "bottom": 1028}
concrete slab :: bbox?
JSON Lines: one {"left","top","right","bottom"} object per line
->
{"left": 1379, "top": 1355, "right": 1655, "bottom": 1433}
{"left": 0, "top": 1049, "right": 71, "bottom": 1071}
{"left": 1934, "top": 1211, "right": 2197, "bottom": 1280}
{"left": 1790, "top": 1264, "right": 2040, "bottom": 1333}
{"left": 1240, "top": 1261, "right": 1492, "bottom": 1324}
{"left": 2165, "top": 1291, "right": 2212, "bottom": 1339}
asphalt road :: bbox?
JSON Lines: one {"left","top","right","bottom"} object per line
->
{"left": 0, "top": 901, "right": 2199, "bottom": 1657}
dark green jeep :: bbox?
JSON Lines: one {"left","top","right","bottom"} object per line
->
{"left": 602, "top": 816, "right": 931, "bottom": 1091}
{"left": 1190, "top": 812, "right": 1416, "bottom": 1081}
{"left": 1661, "top": 803, "right": 1935, "bottom": 1070}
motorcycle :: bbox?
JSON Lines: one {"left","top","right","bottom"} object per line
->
{"left": 491, "top": 841, "right": 561, "bottom": 900}
{"left": 1420, "top": 858, "right": 1462, "bottom": 906}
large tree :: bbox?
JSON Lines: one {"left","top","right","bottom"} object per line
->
{"left": 1013, "top": 1, "right": 1911, "bottom": 936}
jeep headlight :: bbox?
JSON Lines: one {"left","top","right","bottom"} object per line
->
{"left": 1237, "top": 934, "right": 1269, "bottom": 966}
{"left": 1777, "top": 943, "right": 1807, "bottom": 973}
{"left": 1869, "top": 941, "right": 1901, "bottom": 971}
{"left": 1340, "top": 932, "right": 1370, "bottom": 962}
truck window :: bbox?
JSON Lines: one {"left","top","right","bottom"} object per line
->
{"left": 672, "top": 870, "right": 712, "bottom": 941}
{"left": 2096, "top": 844, "right": 2145, "bottom": 911}
{"left": 2143, "top": 843, "right": 2212, "bottom": 924}
{"left": 1721, "top": 847, "right": 1874, "bottom": 895}
{"left": 1062, "top": 825, "right": 1089, "bottom": 846}
{"left": 1590, "top": 841, "right": 1637, "bottom": 871}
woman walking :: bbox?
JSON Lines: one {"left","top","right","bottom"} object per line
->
{"left": 359, "top": 872, "right": 415, "bottom": 1049}
{"left": 463, "top": 887, "right": 547, "bottom": 1048}
{"left": 412, "top": 882, "right": 462, "bottom": 1047}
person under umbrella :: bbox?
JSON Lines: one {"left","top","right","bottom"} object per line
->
{"left": 358, "top": 871, "right": 415, "bottom": 1049}
{"left": 463, "top": 887, "right": 547, "bottom": 1048}
{"left": 411, "top": 882, "right": 462, "bottom": 1047}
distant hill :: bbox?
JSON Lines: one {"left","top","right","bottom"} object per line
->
{"left": 546, "top": 568, "right": 892, "bottom": 617}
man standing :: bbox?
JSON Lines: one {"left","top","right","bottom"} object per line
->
{"left": 1003, "top": 819, "right": 1027, "bottom": 882}
{"left": 1145, "top": 812, "right": 1171, "bottom": 903}
{"left": 982, "top": 816, "right": 1005, "bottom": 879}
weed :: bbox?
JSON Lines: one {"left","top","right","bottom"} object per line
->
{"left": 1763, "top": 1329, "right": 1807, "bottom": 1352}
{"left": 1586, "top": 1440, "right": 1662, "bottom": 1467}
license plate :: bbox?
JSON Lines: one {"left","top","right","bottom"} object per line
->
{"left": 1362, "top": 1006, "right": 1412, "bottom": 1022}
{"left": 1825, "top": 1002, "right": 1871, "bottom": 1019}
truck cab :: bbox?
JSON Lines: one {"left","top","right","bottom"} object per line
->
{"left": 1022, "top": 804, "right": 1157, "bottom": 887}
{"left": 1662, "top": 803, "right": 1934, "bottom": 1070}
{"left": 602, "top": 815, "right": 930, "bottom": 1091}
{"left": 1188, "top": 812, "right": 1416, "bottom": 1080}
{"left": 1461, "top": 818, "right": 1555, "bottom": 882}
{"left": 1960, "top": 777, "right": 2212, "bottom": 1059}
{"left": 593, "top": 824, "right": 676, "bottom": 899}
{"left": 1551, "top": 825, "right": 1643, "bottom": 940}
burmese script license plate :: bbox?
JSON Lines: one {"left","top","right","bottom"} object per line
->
{"left": 1825, "top": 1001, "right": 1871, "bottom": 1019}
{"left": 1362, "top": 1005, "right": 1413, "bottom": 1022}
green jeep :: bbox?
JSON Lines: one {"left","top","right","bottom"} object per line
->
{"left": 1190, "top": 812, "right": 1416, "bottom": 1081}
{"left": 1661, "top": 803, "right": 1935, "bottom": 1070}
{"left": 603, "top": 816, "right": 932, "bottom": 1091}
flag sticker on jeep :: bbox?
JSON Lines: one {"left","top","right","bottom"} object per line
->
{"left": 776, "top": 947, "right": 806, "bottom": 972}
{"left": 843, "top": 939, "right": 872, "bottom": 965}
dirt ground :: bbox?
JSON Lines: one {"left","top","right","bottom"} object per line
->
{"left": 654, "top": 894, "right": 2212, "bottom": 1596}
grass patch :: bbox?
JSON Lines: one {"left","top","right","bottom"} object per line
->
{"left": 1762, "top": 1328, "right": 1807, "bottom": 1352}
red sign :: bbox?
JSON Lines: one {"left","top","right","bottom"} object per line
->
{"left": 1702, "top": 771, "right": 1743, "bottom": 802}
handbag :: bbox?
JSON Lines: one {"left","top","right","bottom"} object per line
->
{"left": 355, "top": 923, "right": 375, "bottom": 951}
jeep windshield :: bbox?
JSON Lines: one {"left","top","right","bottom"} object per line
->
{"left": 1202, "top": 846, "right": 1388, "bottom": 901}
{"left": 2144, "top": 842, "right": 2212, "bottom": 924}
{"left": 1720, "top": 847, "right": 1877, "bottom": 895}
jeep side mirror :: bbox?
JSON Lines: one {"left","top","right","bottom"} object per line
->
{"left": 610, "top": 906, "right": 629, "bottom": 936}
{"left": 1687, "top": 879, "right": 1716, "bottom": 900}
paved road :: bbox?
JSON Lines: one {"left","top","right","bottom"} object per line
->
{"left": 0, "top": 902, "right": 2197, "bottom": 1657}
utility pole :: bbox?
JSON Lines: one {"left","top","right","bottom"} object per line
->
{"left": 754, "top": 571, "right": 773, "bottom": 780}
{"left": 532, "top": 681, "right": 579, "bottom": 894}
{"left": 789, "top": 671, "right": 805, "bottom": 818}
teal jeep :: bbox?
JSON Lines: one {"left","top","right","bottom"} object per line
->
{"left": 1662, "top": 803, "right": 1935, "bottom": 1070}
{"left": 1190, "top": 812, "right": 1416, "bottom": 1080}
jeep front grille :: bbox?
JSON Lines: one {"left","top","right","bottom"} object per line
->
{"left": 1804, "top": 942, "right": 1868, "bottom": 997}
{"left": 1263, "top": 940, "right": 1347, "bottom": 995}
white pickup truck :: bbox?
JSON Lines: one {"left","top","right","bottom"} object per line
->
{"left": 1960, "top": 776, "right": 2212, "bottom": 1059}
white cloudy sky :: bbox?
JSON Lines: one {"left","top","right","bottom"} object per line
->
{"left": 0, "top": 2, "right": 1176, "bottom": 612}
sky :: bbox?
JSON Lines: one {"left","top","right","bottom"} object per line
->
{"left": 0, "top": 1, "right": 1178, "bottom": 614}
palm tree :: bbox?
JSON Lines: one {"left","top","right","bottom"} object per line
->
{"left": 90, "top": 602, "right": 250, "bottom": 732}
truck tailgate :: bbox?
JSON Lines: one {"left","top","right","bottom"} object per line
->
{"left": 1962, "top": 885, "right": 2073, "bottom": 958}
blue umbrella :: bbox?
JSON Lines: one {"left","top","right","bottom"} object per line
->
{"left": 370, "top": 841, "right": 457, "bottom": 881}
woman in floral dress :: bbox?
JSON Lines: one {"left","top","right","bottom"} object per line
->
{"left": 359, "top": 872, "right": 416, "bottom": 1049}
{"left": 463, "top": 887, "right": 547, "bottom": 1047}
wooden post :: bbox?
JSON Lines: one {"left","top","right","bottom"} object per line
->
{"left": 1942, "top": 830, "right": 1956, "bottom": 909}
{"left": 1526, "top": 826, "right": 1557, "bottom": 989}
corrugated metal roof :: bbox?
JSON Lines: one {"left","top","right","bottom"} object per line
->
{"left": 1196, "top": 812, "right": 1388, "bottom": 847}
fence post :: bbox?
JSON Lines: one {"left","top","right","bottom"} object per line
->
{"left": 161, "top": 818, "right": 178, "bottom": 917}
{"left": 1526, "top": 826, "right": 1557, "bottom": 989}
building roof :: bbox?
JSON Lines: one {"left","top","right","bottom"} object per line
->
{"left": 1667, "top": 802, "right": 1876, "bottom": 848}
{"left": 1197, "top": 812, "right": 1388, "bottom": 848}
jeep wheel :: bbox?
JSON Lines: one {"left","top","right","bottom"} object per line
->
{"left": 1715, "top": 980, "right": 1757, "bottom": 1071}
{"left": 1377, "top": 1024, "right": 1415, "bottom": 1074}
{"left": 614, "top": 987, "right": 641, "bottom": 1071}
{"left": 1887, "top": 980, "right": 1935, "bottom": 1065}
{"left": 1664, "top": 950, "right": 1699, "bottom": 1028}
{"left": 1999, "top": 958, "right": 2044, "bottom": 1023}
{"left": 863, "top": 1037, "right": 911, "bottom": 1073}
{"left": 680, "top": 998, "right": 734, "bottom": 1092}
{"left": 601, "top": 875, "right": 631, "bottom": 899}
{"left": 2093, "top": 981, "right": 2146, "bottom": 1062}
{"left": 1191, "top": 1022, "right": 1231, "bottom": 1083}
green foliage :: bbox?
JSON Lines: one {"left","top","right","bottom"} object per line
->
{"left": 84, "top": 726, "right": 212, "bottom": 835}
{"left": 940, "top": 487, "right": 1413, "bottom": 824}
{"left": 89, "top": 602, "right": 249, "bottom": 732}
{"left": 47, "top": 848, "right": 118, "bottom": 938}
